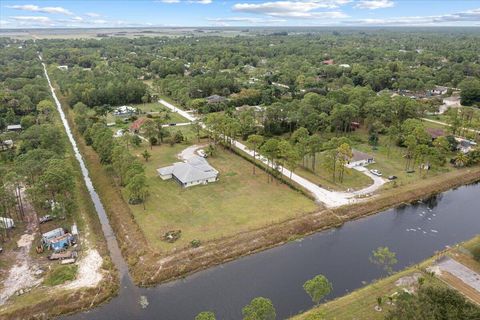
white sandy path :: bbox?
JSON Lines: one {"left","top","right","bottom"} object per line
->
{"left": 0, "top": 234, "right": 42, "bottom": 305}
{"left": 159, "top": 99, "right": 388, "bottom": 207}
{"left": 422, "top": 118, "right": 480, "bottom": 135}
{"left": 63, "top": 249, "right": 103, "bottom": 290}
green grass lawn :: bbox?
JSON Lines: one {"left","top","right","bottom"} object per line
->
{"left": 353, "top": 135, "right": 454, "bottom": 190}
{"left": 291, "top": 258, "right": 447, "bottom": 320}
{"left": 134, "top": 103, "right": 190, "bottom": 123}
{"left": 127, "top": 141, "right": 318, "bottom": 251}
{"left": 295, "top": 153, "right": 373, "bottom": 192}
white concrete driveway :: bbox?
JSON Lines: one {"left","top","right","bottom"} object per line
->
{"left": 178, "top": 144, "right": 207, "bottom": 161}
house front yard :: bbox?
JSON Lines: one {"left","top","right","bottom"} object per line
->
{"left": 353, "top": 136, "right": 455, "bottom": 190}
{"left": 295, "top": 153, "right": 374, "bottom": 192}
{"left": 127, "top": 141, "right": 318, "bottom": 252}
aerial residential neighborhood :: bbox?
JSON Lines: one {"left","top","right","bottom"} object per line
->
{"left": 1, "top": 1, "right": 480, "bottom": 320}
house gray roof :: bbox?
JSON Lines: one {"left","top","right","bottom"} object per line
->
{"left": 206, "top": 95, "right": 226, "bottom": 103}
{"left": 157, "top": 156, "right": 218, "bottom": 184}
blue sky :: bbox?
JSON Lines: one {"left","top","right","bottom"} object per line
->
{"left": 1, "top": 0, "right": 480, "bottom": 28}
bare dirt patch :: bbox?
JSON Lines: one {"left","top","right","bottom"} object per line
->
{"left": 63, "top": 249, "right": 103, "bottom": 290}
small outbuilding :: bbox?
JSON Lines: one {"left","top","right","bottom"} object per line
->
{"left": 42, "top": 228, "right": 75, "bottom": 251}
{"left": 0, "top": 217, "right": 15, "bottom": 229}
{"left": 429, "top": 86, "right": 448, "bottom": 96}
{"left": 346, "top": 150, "right": 375, "bottom": 168}
{"left": 129, "top": 117, "right": 147, "bottom": 133}
{"left": 6, "top": 124, "right": 22, "bottom": 132}
{"left": 426, "top": 128, "right": 445, "bottom": 140}
{"left": 205, "top": 95, "right": 226, "bottom": 104}
{"left": 41, "top": 228, "right": 65, "bottom": 246}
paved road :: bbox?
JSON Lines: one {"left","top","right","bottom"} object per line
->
{"left": 159, "top": 99, "right": 387, "bottom": 207}
{"left": 436, "top": 257, "right": 480, "bottom": 292}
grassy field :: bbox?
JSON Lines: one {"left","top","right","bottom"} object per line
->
{"left": 127, "top": 140, "right": 318, "bottom": 251}
{"left": 295, "top": 153, "right": 373, "bottom": 191}
{"left": 353, "top": 135, "right": 454, "bottom": 190}
{"left": 134, "top": 102, "right": 190, "bottom": 123}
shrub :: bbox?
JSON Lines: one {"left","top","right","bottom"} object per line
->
{"left": 472, "top": 245, "right": 480, "bottom": 262}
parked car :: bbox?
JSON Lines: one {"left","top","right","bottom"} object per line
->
{"left": 169, "top": 123, "right": 176, "bottom": 126}
{"left": 197, "top": 149, "right": 207, "bottom": 158}
{"left": 370, "top": 169, "right": 383, "bottom": 177}
{"left": 39, "top": 215, "right": 53, "bottom": 224}
{"left": 388, "top": 175, "right": 397, "bottom": 180}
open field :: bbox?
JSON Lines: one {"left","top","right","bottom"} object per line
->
{"left": 295, "top": 154, "right": 373, "bottom": 191}
{"left": 127, "top": 141, "right": 318, "bottom": 251}
{"left": 0, "top": 27, "right": 250, "bottom": 40}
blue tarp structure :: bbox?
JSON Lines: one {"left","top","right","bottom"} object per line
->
{"left": 50, "top": 234, "right": 74, "bottom": 251}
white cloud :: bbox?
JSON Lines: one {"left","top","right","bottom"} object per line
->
{"left": 11, "top": 16, "right": 55, "bottom": 26}
{"left": 6, "top": 4, "right": 73, "bottom": 15}
{"left": 233, "top": 1, "right": 348, "bottom": 19}
{"left": 347, "top": 8, "right": 480, "bottom": 25}
{"left": 207, "top": 16, "right": 286, "bottom": 24}
{"left": 156, "top": 0, "right": 212, "bottom": 3}
{"left": 355, "top": 0, "right": 394, "bottom": 10}
{"left": 0, "top": 19, "right": 10, "bottom": 26}
{"left": 91, "top": 19, "right": 109, "bottom": 25}
{"left": 85, "top": 12, "right": 101, "bottom": 18}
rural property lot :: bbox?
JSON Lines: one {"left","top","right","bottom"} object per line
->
{"left": 127, "top": 141, "right": 318, "bottom": 251}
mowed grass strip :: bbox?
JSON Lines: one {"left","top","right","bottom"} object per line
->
{"left": 291, "top": 261, "right": 444, "bottom": 320}
{"left": 128, "top": 143, "right": 318, "bottom": 251}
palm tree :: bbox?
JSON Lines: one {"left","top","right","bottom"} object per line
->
{"left": 141, "top": 150, "right": 151, "bottom": 162}
{"left": 454, "top": 152, "right": 469, "bottom": 168}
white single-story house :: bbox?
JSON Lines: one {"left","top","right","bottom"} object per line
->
{"left": 430, "top": 86, "right": 448, "bottom": 96}
{"left": 157, "top": 155, "right": 219, "bottom": 188}
{"left": 6, "top": 124, "right": 22, "bottom": 132}
{"left": 455, "top": 137, "right": 477, "bottom": 154}
{"left": 346, "top": 150, "right": 375, "bottom": 168}
{"left": 113, "top": 105, "right": 138, "bottom": 116}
